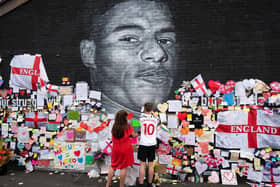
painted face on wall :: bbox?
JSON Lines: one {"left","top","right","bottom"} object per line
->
{"left": 82, "top": 0, "right": 177, "bottom": 112}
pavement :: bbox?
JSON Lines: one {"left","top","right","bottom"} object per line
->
{"left": 0, "top": 162, "right": 250, "bottom": 187}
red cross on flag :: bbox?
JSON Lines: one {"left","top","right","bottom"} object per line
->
{"left": 25, "top": 112, "right": 48, "bottom": 128}
{"left": 215, "top": 109, "right": 280, "bottom": 149}
{"left": 191, "top": 74, "right": 210, "bottom": 96}
{"left": 9, "top": 54, "right": 49, "bottom": 90}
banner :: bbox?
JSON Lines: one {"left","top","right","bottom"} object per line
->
{"left": 215, "top": 109, "right": 280, "bottom": 149}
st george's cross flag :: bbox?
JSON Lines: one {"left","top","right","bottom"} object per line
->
{"left": 191, "top": 74, "right": 211, "bottom": 96}
{"left": 9, "top": 54, "right": 49, "bottom": 90}
{"left": 25, "top": 112, "right": 48, "bottom": 128}
{"left": 215, "top": 109, "right": 280, "bottom": 149}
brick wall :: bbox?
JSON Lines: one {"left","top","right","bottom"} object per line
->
{"left": 0, "top": 0, "right": 279, "bottom": 89}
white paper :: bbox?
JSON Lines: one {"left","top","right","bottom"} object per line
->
{"left": 133, "top": 152, "right": 140, "bottom": 165}
{"left": 181, "top": 132, "right": 195, "bottom": 146}
{"left": 81, "top": 113, "right": 89, "bottom": 121}
{"left": 167, "top": 100, "right": 182, "bottom": 112}
{"left": 86, "top": 131, "right": 98, "bottom": 141}
{"left": 157, "top": 128, "right": 170, "bottom": 144}
{"left": 76, "top": 82, "right": 88, "bottom": 100}
{"left": 221, "top": 150, "right": 230, "bottom": 158}
{"left": 167, "top": 114, "right": 178, "bottom": 128}
{"left": 63, "top": 95, "right": 73, "bottom": 107}
{"left": 159, "top": 155, "right": 172, "bottom": 165}
{"left": 195, "top": 162, "right": 208, "bottom": 175}
{"left": 221, "top": 170, "right": 238, "bottom": 185}
{"left": 222, "top": 159, "right": 230, "bottom": 168}
{"left": 240, "top": 149, "right": 255, "bottom": 161}
{"left": 17, "top": 127, "right": 29, "bottom": 143}
{"left": 89, "top": 90, "right": 101, "bottom": 100}
{"left": 247, "top": 169, "right": 263, "bottom": 183}
{"left": 159, "top": 112, "right": 167, "bottom": 123}
{"left": 10, "top": 141, "right": 16, "bottom": 150}
{"left": 1, "top": 123, "right": 9, "bottom": 138}
{"left": 37, "top": 93, "right": 45, "bottom": 108}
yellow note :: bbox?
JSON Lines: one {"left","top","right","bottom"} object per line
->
{"left": 228, "top": 106, "right": 234, "bottom": 110}
{"left": 243, "top": 106, "right": 250, "bottom": 112}
{"left": 187, "top": 114, "right": 192, "bottom": 121}
{"left": 47, "top": 102, "right": 53, "bottom": 108}
{"left": 265, "top": 147, "right": 272, "bottom": 153}
{"left": 235, "top": 106, "right": 241, "bottom": 110}
{"left": 203, "top": 127, "right": 209, "bottom": 131}
{"left": 49, "top": 139, "right": 54, "bottom": 146}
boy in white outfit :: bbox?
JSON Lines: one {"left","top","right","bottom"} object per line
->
{"left": 138, "top": 103, "right": 159, "bottom": 187}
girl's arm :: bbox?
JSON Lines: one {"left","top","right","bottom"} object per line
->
{"left": 131, "top": 131, "right": 139, "bottom": 138}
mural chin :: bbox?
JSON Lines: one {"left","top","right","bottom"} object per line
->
{"left": 123, "top": 83, "right": 171, "bottom": 111}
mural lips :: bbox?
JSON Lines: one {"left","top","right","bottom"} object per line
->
{"left": 136, "top": 68, "right": 170, "bottom": 85}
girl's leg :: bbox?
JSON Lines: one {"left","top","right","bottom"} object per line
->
{"left": 119, "top": 167, "right": 127, "bottom": 187}
{"left": 106, "top": 167, "right": 115, "bottom": 187}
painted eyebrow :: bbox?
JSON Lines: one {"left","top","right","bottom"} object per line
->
{"left": 156, "top": 27, "right": 175, "bottom": 34}
{"left": 112, "top": 24, "right": 144, "bottom": 32}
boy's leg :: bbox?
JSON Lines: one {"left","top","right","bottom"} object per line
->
{"left": 148, "top": 162, "right": 154, "bottom": 184}
{"left": 139, "top": 161, "right": 146, "bottom": 184}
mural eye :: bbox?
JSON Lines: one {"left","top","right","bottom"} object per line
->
{"left": 119, "top": 36, "right": 139, "bottom": 43}
{"left": 158, "top": 38, "right": 174, "bottom": 46}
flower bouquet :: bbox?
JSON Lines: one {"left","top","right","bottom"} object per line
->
{"left": 0, "top": 148, "right": 12, "bottom": 167}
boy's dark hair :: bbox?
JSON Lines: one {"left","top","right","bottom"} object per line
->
{"left": 144, "top": 102, "right": 153, "bottom": 113}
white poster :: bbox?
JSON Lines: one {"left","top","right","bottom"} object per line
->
{"left": 53, "top": 142, "right": 85, "bottom": 170}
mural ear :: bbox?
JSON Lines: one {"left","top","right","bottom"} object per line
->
{"left": 80, "top": 40, "right": 96, "bottom": 69}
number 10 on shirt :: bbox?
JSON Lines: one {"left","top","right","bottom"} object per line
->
{"left": 143, "top": 124, "right": 155, "bottom": 135}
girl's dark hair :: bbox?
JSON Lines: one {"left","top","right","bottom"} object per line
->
{"left": 112, "top": 110, "right": 128, "bottom": 139}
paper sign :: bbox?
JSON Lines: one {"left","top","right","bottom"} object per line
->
{"left": 37, "top": 93, "right": 45, "bottom": 108}
{"left": 195, "top": 162, "right": 208, "bottom": 175}
{"left": 222, "top": 159, "right": 230, "bottom": 168}
{"left": 199, "top": 142, "right": 209, "bottom": 154}
{"left": 167, "top": 100, "right": 182, "bottom": 112}
{"left": 53, "top": 142, "right": 85, "bottom": 170}
{"left": 230, "top": 151, "right": 240, "bottom": 161}
{"left": 221, "top": 150, "right": 230, "bottom": 158}
{"left": 159, "top": 112, "right": 167, "bottom": 123}
{"left": 247, "top": 169, "right": 263, "bottom": 183}
{"left": 66, "top": 129, "right": 75, "bottom": 142}
{"left": 157, "top": 128, "right": 170, "bottom": 144}
{"left": 1, "top": 123, "right": 9, "bottom": 138}
{"left": 159, "top": 155, "right": 172, "bottom": 165}
{"left": 11, "top": 123, "right": 18, "bottom": 133}
{"left": 221, "top": 170, "right": 238, "bottom": 185}
{"left": 197, "top": 130, "right": 214, "bottom": 143}
{"left": 17, "top": 127, "right": 29, "bottom": 143}
{"left": 132, "top": 119, "right": 141, "bottom": 127}
{"left": 75, "top": 82, "right": 88, "bottom": 100}
{"left": 167, "top": 114, "right": 178, "bottom": 128}
{"left": 85, "top": 155, "right": 94, "bottom": 165}
{"left": 240, "top": 149, "right": 254, "bottom": 161}
{"left": 89, "top": 90, "right": 101, "bottom": 100}
{"left": 182, "top": 132, "right": 195, "bottom": 146}
{"left": 63, "top": 95, "right": 73, "bottom": 107}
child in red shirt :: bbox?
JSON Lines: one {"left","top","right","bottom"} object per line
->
{"left": 106, "top": 110, "right": 138, "bottom": 187}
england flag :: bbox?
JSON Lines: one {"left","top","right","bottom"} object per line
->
{"left": 215, "top": 109, "right": 280, "bottom": 149}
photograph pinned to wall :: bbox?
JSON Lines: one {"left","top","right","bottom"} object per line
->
{"left": 65, "top": 129, "right": 75, "bottom": 142}
{"left": 75, "top": 129, "right": 86, "bottom": 142}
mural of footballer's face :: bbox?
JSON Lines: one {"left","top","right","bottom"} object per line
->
{"left": 81, "top": 0, "right": 177, "bottom": 112}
